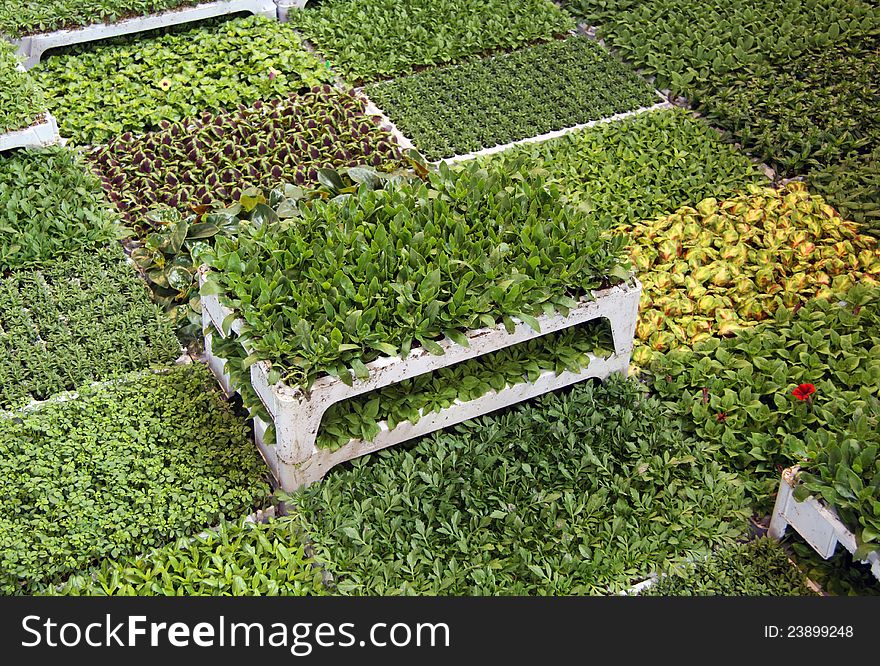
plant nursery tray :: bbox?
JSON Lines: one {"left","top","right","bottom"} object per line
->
{"left": 9, "top": 0, "right": 278, "bottom": 69}
{"left": 356, "top": 88, "right": 672, "bottom": 165}
{"left": 0, "top": 112, "right": 60, "bottom": 151}
{"left": 200, "top": 270, "right": 642, "bottom": 490}
{"left": 769, "top": 466, "right": 880, "bottom": 582}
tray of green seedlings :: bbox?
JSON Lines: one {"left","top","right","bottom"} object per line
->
{"left": 0, "top": 365, "right": 271, "bottom": 595}
{"left": 6, "top": 0, "right": 278, "bottom": 69}
{"left": 0, "top": 43, "right": 59, "bottom": 150}
{"left": 362, "top": 37, "right": 670, "bottom": 163}
{"left": 198, "top": 160, "right": 640, "bottom": 490}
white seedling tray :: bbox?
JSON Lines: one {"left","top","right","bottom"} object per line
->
{"left": 11, "top": 0, "right": 278, "bottom": 69}
{"left": 201, "top": 272, "right": 641, "bottom": 490}
{"left": 0, "top": 112, "right": 60, "bottom": 151}
{"left": 356, "top": 88, "right": 672, "bottom": 166}
{"left": 769, "top": 466, "right": 880, "bottom": 582}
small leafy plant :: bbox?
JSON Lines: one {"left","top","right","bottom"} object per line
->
{"left": 627, "top": 184, "right": 880, "bottom": 362}
{"left": 484, "top": 108, "right": 764, "bottom": 227}
{"left": 0, "top": 246, "right": 180, "bottom": 409}
{"left": 35, "top": 15, "right": 334, "bottom": 145}
{"left": 366, "top": 38, "right": 657, "bottom": 160}
{"left": 0, "top": 365, "right": 271, "bottom": 594}
{"left": 0, "top": 147, "right": 119, "bottom": 272}
{"left": 648, "top": 285, "right": 880, "bottom": 508}
{"left": 0, "top": 41, "right": 46, "bottom": 134}
{"left": 202, "top": 159, "right": 631, "bottom": 389}
{"left": 90, "top": 87, "right": 407, "bottom": 223}
{"left": 55, "top": 518, "right": 325, "bottom": 596}
{"left": 642, "top": 538, "right": 816, "bottom": 596}
{"left": 292, "top": 375, "right": 749, "bottom": 595}
{"left": 289, "top": 0, "right": 575, "bottom": 83}
{"left": 0, "top": 0, "right": 208, "bottom": 36}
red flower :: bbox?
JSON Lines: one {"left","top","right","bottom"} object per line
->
{"left": 716, "top": 412, "right": 727, "bottom": 422}
{"left": 792, "top": 384, "right": 816, "bottom": 401}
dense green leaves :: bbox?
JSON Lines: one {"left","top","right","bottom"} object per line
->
{"left": 0, "top": 246, "right": 180, "bottom": 409}
{"left": 0, "top": 365, "right": 271, "bottom": 594}
{"left": 293, "top": 375, "right": 749, "bottom": 594}
{"left": 566, "top": 0, "right": 880, "bottom": 87}
{"left": 91, "top": 87, "right": 406, "bottom": 223}
{"left": 642, "top": 538, "right": 816, "bottom": 596}
{"left": 36, "top": 15, "right": 334, "bottom": 145}
{"left": 810, "top": 146, "right": 880, "bottom": 238}
{"left": 649, "top": 286, "right": 880, "bottom": 509}
{"left": 289, "top": 0, "right": 575, "bottom": 83}
{"left": 0, "top": 147, "right": 119, "bottom": 272}
{"left": 695, "top": 36, "right": 880, "bottom": 177}
{"left": 366, "top": 38, "right": 658, "bottom": 160}
{"left": 203, "top": 160, "right": 631, "bottom": 388}
{"left": 56, "top": 518, "right": 325, "bottom": 596}
{"left": 565, "top": 2, "right": 880, "bottom": 238}
{"left": 0, "top": 41, "right": 45, "bottom": 134}
{"left": 0, "top": 0, "right": 205, "bottom": 36}
{"left": 486, "top": 108, "right": 764, "bottom": 226}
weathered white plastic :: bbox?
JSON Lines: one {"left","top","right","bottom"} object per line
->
{"left": 201, "top": 272, "right": 641, "bottom": 490}
{"left": 11, "top": 0, "right": 278, "bottom": 69}
{"left": 275, "top": 0, "right": 309, "bottom": 22}
{"left": 0, "top": 112, "right": 60, "bottom": 151}
{"left": 769, "top": 466, "right": 880, "bottom": 581}
{"left": 356, "top": 88, "right": 671, "bottom": 165}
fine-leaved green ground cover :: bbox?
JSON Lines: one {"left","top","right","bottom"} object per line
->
{"left": 0, "top": 0, "right": 207, "bottom": 37}
{"left": 288, "top": 0, "right": 575, "bottom": 83}
{"left": 0, "top": 41, "right": 46, "bottom": 134}
{"left": 642, "top": 538, "right": 816, "bottom": 596}
{"left": 35, "top": 15, "right": 334, "bottom": 145}
{"left": 366, "top": 38, "right": 658, "bottom": 160}
{"left": 293, "top": 375, "right": 749, "bottom": 595}
{"left": 0, "top": 364, "right": 272, "bottom": 595}
{"left": 56, "top": 519, "right": 325, "bottom": 596}
{"left": 0, "top": 147, "right": 118, "bottom": 272}
{"left": 485, "top": 108, "right": 764, "bottom": 227}
{"left": 202, "top": 160, "right": 632, "bottom": 390}
{"left": 91, "top": 87, "right": 406, "bottom": 223}
{"left": 0, "top": 246, "right": 181, "bottom": 409}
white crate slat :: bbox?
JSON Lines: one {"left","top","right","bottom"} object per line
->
{"left": 769, "top": 466, "right": 880, "bottom": 581}
{"left": 276, "top": 0, "right": 310, "bottom": 22}
{"left": 0, "top": 112, "right": 60, "bottom": 151}
{"left": 10, "top": 0, "right": 278, "bottom": 69}
{"left": 201, "top": 271, "right": 641, "bottom": 490}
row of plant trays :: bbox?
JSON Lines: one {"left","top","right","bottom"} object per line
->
{"left": 7, "top": 0, "right": 306, "bottom": 69}
{"left": 769, "top": 466, "right": 880, "bottom": 582}
{"left": 199, "top": 268, "right": 642, "bottom": 491}
{"left": 356, "top": 90, "right": 673, "bottom": 166}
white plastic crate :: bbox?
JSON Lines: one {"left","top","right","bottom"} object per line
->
{"left": 201, "top": 272, "right": 641, "bottom": 490}
{"left": 769, "top": 466, "right": 880, "bottom": 582}
{"left": 276, "top": 0, "right": 310, "bottom": 22}
{"left": 11, "top": 0, "right": 278, "bottom": 69}
{"left": 0, "top": 112, "right": 60, "bottom": 151}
